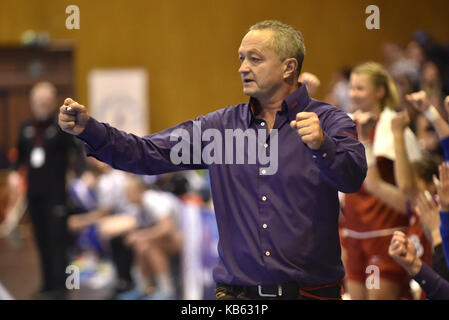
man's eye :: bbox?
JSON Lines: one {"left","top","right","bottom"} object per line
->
{"left": 251, "top": 57, "right": 260, "bottom": 62}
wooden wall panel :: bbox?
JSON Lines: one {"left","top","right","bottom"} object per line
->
{"left": 1, "top": 0, "right": 448, "bottom": 133}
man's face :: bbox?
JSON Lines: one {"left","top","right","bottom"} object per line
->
{"left": 30, "top": 85, "right": 56, "bottom": 121}
{"left": 238, "top": 30, "right": 285, "bottom": 100}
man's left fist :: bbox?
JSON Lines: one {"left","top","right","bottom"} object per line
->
{"left": 290, "top": 112, "right": 324, "bottom": 150}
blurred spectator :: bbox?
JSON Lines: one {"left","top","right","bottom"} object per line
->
{"left": 8, "top": 82, "right": 84, "bottom": 299}
{"left": 394, "top": 91, "right": 449, "bottom": 282}
{"left": 0, "top": 163, "right": 27, "bottom": 238}
{"left": 421, "top": 61, "right": 446, "bottom": 119}
{"left": 118, "top": 175, "right": 182, "bottom": 300}
{"left": 383, "top": 42, "right": 405, "bottom": 69}
{"left": 390, "top": 59, "right": 421, "bottom": 131}
{"left": 66, "top": 158, "right": 105, "bottom": 258}
{"left": 323, "top": 68, "right": 352, "bottom": 113}
{"left": 413, "top": 30, "right": 449, "bottom": 97}
{"left": 405, "top": 41, "right": 425, "bottom": 69}
{"left": 354, "top": 109, "right": 434, "bottom": 299}
{"left": 68, "top": 165, "right": 140, "bottom": 297}
{"left": 415, "top": 114, "right": 443, "bottom": 157}
{"left": 343, "top": 62, "right": 422, "bottom": 300}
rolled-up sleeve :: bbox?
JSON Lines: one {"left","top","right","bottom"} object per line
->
{"left": 310, "top": 108, "right": 367, "bottom": 193}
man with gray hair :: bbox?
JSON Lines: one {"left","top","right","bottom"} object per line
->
{"left": 249, "top": 20, "right": 305, "bottom": 78}
{"left": 59, "top": 20, "right": 367, "bottom": 300}
{"left": 10, "top": 81, "right": 84, "bottom": 299}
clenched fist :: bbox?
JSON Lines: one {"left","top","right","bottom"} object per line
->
{"left": 405, "top": 90, "right": 431, "bottom": 112}
{"left": 290, "top": 112, "right": 324, "bottom": 150}
{"left": 388, "top": 231, "right": 422, "bottom": 276}
{"left": 352, "top": 110, "right": 377, "bottom": 141}
{"left": 58, "top": 98, "right": 90, "bottom": 135}
{"left": 390, "top": 109, "right": 410, "bottom": 135}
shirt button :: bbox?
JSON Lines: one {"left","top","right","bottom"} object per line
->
{"left": 261, "top": 122, "right": 265, "bottom": 127}
{"left": 262, "top": 223, "right": 268, "bottom": 229}
{"left": 261, "top": 169, "right": 266, "bottom": 175}
{"left": 322, "top": 153, "right": 327, "bottom": 158}
{"left": 264, "top": 143, "right": 268, "bottom": 148}
{"left": 262, "top": 196, "right": 267, "bottom": 201}
{"left": 265, "top": 251, "right": 271, "bottom": 256}
{"left": 422, "top": 280, "right": 426, "bottom": 285}
{"left": 312, "top": 155, "right": 317, "bottom": 159}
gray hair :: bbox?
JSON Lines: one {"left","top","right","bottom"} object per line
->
{"left": 249, "top": 20, "right": 305, "bottom": 76}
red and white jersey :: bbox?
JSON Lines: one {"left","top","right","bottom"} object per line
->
{"left": 342, "top": 108, "right": 422, "bottom": 234}
{"left": 343, "top": 157, "right": 409, "bottom": 233}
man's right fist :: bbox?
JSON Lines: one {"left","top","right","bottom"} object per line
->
{"left": 58, "top": 98, "right": 90, "bottom": 135}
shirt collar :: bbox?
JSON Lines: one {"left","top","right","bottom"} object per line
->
{"left": 284, "top": 82, "right": 310, "bottom": 121}
{"left": 246, "top": 83, "right": 310, "bottom": 125}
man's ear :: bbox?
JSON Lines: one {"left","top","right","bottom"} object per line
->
{"left": 283, "top": 58, "right": 298, "bottom": 79}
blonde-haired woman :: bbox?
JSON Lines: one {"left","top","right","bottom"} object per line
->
{"left": 341, "top": 62, "right": 422, "bottom": 299}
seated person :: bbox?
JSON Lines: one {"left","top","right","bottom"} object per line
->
{"left": 67, "top": 161, "right": 139, "bottom": 294}
{"left": 117, "top": 175, "right": 182, "bottom": 300}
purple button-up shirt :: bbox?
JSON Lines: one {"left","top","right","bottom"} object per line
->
{"left": 77, "top": 85, "right": 367, "bottom": 286}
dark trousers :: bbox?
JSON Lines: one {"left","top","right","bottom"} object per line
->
{"left": 109, "top": 235, "right": 133, "bottom": 291}
{"left": 28, "top": 195, "right": 69, "bottom": 292}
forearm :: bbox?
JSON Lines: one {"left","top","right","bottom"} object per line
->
{"left": 432, "top": 229, "right": 443, "bottom": 247}
{"left": 308, "top": 110, "right": 367, "bottom": 193}
{"left": 432, "top": 244, "right": 449, "bottom": 281}
{"left": 311, "top": 132, "right": 367, "bottom": 193}
{"left": 83, "top": 208, "right": 111, "bottom": 226}
{"left": 76, "top": 117, "right": 207, "bottom": 175}
{"left": 413, "top": 262, "right": 449, "bottom": 299}
{"left": 364, "top": 165, "right": 407, "bottom": 214}
{"left": 392, "top": 131, "right": 418, "bottom": 197}
{"left": 430, "top": 113, "right": 449, "bottom": 140}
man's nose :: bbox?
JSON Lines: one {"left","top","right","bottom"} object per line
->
{"left": 239, "top": 60, "right": 250, "bottom": 74}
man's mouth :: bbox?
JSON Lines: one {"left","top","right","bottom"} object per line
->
{"left": 243, "top": 79, "right": 254, "bottom": 84}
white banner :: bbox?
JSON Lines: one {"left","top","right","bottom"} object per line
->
{"left": 88, "top": 69, "right": 149, "bottom": 136}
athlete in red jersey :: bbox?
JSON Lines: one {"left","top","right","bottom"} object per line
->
{"left": 341, "top": 62, "right": 424, "bottom": 299}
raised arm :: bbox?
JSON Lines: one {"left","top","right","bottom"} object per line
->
{"left": 389, "top": 231, "right": 449, "bottom": 300}
{"left": 355, "top": 110, "right": 407, "bottom": 213}
{"left": 391, "top": 110, "right": 419, "bottom": 199}
{"left": 290, "top": 107, "right": 367, "bottom": 193}
{"left": 406, "top": 91, "right": 449, "bottom": 140}
{"left": 364, "top": 161, "right": 408, "bottom": 214}
{"left": 58, "top": 98, "right": 210, "bottom": 175}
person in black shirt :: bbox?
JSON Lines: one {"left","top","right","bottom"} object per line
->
{"left": 10, "top": 82, "right": 84, "bottom": 299}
